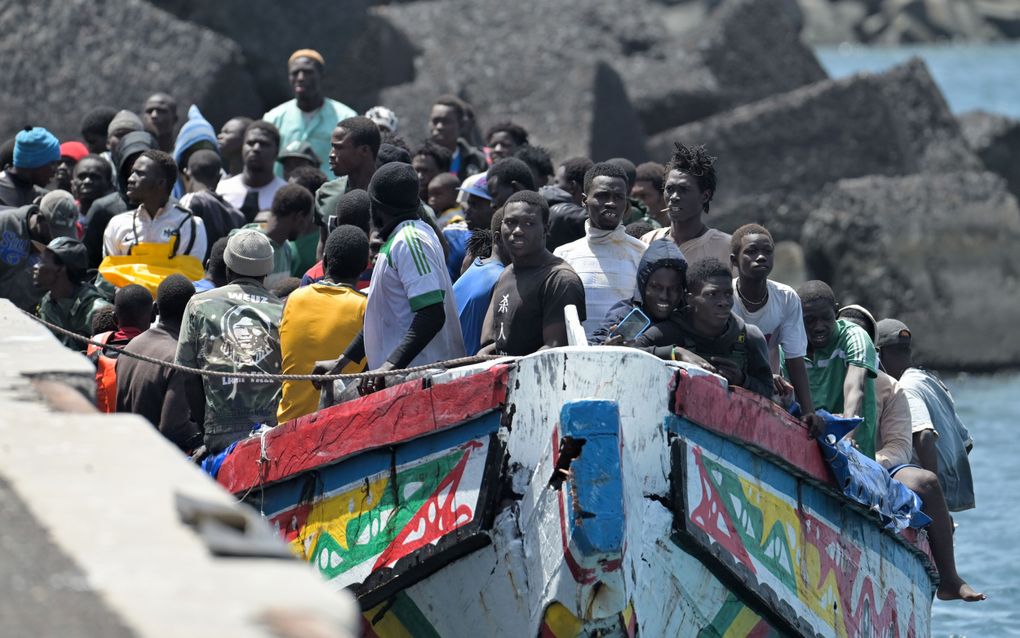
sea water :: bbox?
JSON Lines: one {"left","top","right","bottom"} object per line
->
{"left": 931, "top": 373, "right": 1020, "bottom": 637}
{"left": 816, "top": 43, "right": 1020, "bottom": 118}
{"left": 816, "top": 44, "right": 1020, "bottom": 637}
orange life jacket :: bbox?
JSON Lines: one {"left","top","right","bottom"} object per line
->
{"left": 86, "top": 331, "right": 118, "bottom": 413}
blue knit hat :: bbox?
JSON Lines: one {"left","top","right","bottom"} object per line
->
{"left": 171, "top": 105, "right": 218, "bottom": 198}
{"left": 13, "top": 127, "right": 60, "bottom": 169}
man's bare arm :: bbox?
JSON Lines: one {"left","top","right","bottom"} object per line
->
{"left": 842, "top": 365, "right": 868, "bottom": 418}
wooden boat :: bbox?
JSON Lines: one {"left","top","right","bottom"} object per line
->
{"left": 215, "top": 347, "right": 937, "bottom": 637}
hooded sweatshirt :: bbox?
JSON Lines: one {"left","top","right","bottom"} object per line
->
{"left": 554, "top": 220, "right": 646, "bottom": 338}
{"left": 589, "top": 238, "right": 687, "bottom": 345}
{"left": 83, "top": 130, "right": 156, "bottom": 268}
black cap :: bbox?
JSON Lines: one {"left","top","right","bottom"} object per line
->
{"left": 35, "top": 237, "right": 89, "bottom": 273}
{"left": 276, "top": 140, "right": 320, "bottom": 165}
{"left": 376, "top": 143, "right": 412, "bottom": 168}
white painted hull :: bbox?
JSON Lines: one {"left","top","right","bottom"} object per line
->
{"left": 221, "top": 347, "right": 936, "bottom": 637}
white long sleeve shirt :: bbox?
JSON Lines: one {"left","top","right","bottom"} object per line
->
{"left": 554, "top": 221, "right": 646, "bottom": 337}
{"left": 103, "top": 203, "right": 207, "bottom": 259}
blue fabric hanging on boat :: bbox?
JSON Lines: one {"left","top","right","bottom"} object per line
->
{"left": 201, "top": 441, "right": 239, "bottom": 479}
{"left": 815, "top": 410, "right": 931, "bottom": 532}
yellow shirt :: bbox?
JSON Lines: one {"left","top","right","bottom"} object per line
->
{"left": 277, "top": 281, "right": 367, "bottom": 423}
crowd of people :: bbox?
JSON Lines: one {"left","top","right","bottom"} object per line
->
{"left": 0, "top": 48, "right": 982, "bottom": 603}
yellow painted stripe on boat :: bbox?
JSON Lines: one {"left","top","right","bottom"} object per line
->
{"left": 363, "top": 605, "right": 415, "bottom": 638}
{"left": 544, "top": 602, "right": 582, "bottom": 638}
{"left": 723, "top": 605, "right": 763, "bottom": 638}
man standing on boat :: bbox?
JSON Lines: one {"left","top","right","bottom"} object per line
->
{"left": 263, "top": 49, "right": 357, "bottom": 179}
{"left": 479, "top": 191, "right": 586, "bottom": 356}
{"left": 729, "top": 223, "right": 814, "bottom": 413}
{"left": 554, "top": 162, "right": 647, "bottom": 339}
{"left": 314, "top": 163, "right": 464, "bottom": 388}
{"left": 641, "top": 142, "right": 730, "bottom": 267}
{"left": 176, "top": 229, "right": 284, "bottom": 454}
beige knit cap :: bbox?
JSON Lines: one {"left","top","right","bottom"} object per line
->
{"left": 224, "top": 229, "right": 274, "bottom": 277}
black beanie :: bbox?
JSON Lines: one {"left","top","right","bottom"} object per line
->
{"left": 368, "top": 162, "right": 421, "bottom": 218}
{"left": 376, "top": 142, "right": 412, "bottom": 168}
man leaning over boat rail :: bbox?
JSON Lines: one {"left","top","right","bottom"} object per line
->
{"left": 806, "top": 287, "right": 984, "bottom": 602}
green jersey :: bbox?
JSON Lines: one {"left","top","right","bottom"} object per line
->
{"left": 804, "top": 318, "right": 878, "bottom": 458}
{"left": 38, "top": 284, "right": 111, "bottom": 351}
{"left": 175, "top": 278, "right": 284, "bottom": 446}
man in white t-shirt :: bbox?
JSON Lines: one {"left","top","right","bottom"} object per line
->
{"left": 640, "top": 142, "right": 730, "bottom": 266}
{"left": 314, "top": 163, "right": 464, "bottom": 387}
{"left": 729, "top": 224, "right": 813, "bottom": 414}
{"left": 215, "top": 121, "right": 287, "bottom": 223}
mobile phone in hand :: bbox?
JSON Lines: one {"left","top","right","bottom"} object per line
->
{"left": 609, "top": 307, "right": 651, "bottom": 341}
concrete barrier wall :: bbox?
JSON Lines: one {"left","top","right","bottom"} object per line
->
{"left": 0, "top": 299, "right": 358, "bottom": 638}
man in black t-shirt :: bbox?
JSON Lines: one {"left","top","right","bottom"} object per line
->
{"left": 480, "top": 191, "right": 585, "bottom": 356}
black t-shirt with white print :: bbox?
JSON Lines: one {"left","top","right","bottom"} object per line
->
{"left": 483, "top": 253, "right": 585, "bottom": 356}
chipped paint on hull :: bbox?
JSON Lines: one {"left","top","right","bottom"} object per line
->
{"left": 220, "top": 348, "right": 935, "bottom": 637}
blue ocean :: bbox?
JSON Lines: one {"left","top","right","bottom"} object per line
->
{"left": 817, "top": 43, "right": 1020, "bottom": 638}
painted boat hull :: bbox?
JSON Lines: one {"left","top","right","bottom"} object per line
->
{"left": 218, "top": 347, "right": 936, "bottom": 637}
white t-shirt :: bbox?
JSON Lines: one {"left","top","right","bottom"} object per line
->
{"left": 731, "top": 278, "right": 807, "bottom": 371}
{"left": 103, "top": 204, "right": 207, "bottom": 259}
{"left": 215, "top": 174, "right": 288, "bottom": 212}
{"left": 364, "top": 219, "right": 465, "bottom": 370}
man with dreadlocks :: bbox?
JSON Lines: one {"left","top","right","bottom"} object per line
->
{"left": 641, "top": 142, "right": 730, "bottom": 267}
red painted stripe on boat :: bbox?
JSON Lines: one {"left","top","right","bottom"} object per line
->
{"left": 673, "top": 371, "right": 833, "bottom": 484}
{"left": 217, "top": 365, "right": 510, "bottom": 494}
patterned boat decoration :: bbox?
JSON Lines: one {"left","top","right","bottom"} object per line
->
{"left": 216, "top": 347, "right": 937, "bottom": 637}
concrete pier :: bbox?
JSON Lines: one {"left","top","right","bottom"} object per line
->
{"left": 0, "top": 300, "right": 359, "bottom": 638}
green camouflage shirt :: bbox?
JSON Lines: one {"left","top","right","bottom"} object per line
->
{"left": 175, "top": 278, "right": 284, "bottom": 440}
{"left": 38, "top": 283, "right": 112, "bottom": 351}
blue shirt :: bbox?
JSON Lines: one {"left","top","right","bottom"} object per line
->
{"left": 193, "top": 277, "right": 215, "bottom": 292}
{"left": 442, "top": 222, "right": 471, "bottom": 282}
{"left": 453, "top": 258, "right": 505, "bottom": 355}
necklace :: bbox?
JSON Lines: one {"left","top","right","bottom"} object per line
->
{"left": 737, "top": 280, "right": 768, "bottom": 307}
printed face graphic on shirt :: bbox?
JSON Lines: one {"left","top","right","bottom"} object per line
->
{"left": 219, "top": 306, "right": 275, "bottom": 366}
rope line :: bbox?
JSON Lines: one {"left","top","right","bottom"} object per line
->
{"left": 18, "top": 308, "right": 501, "bottom": 381}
